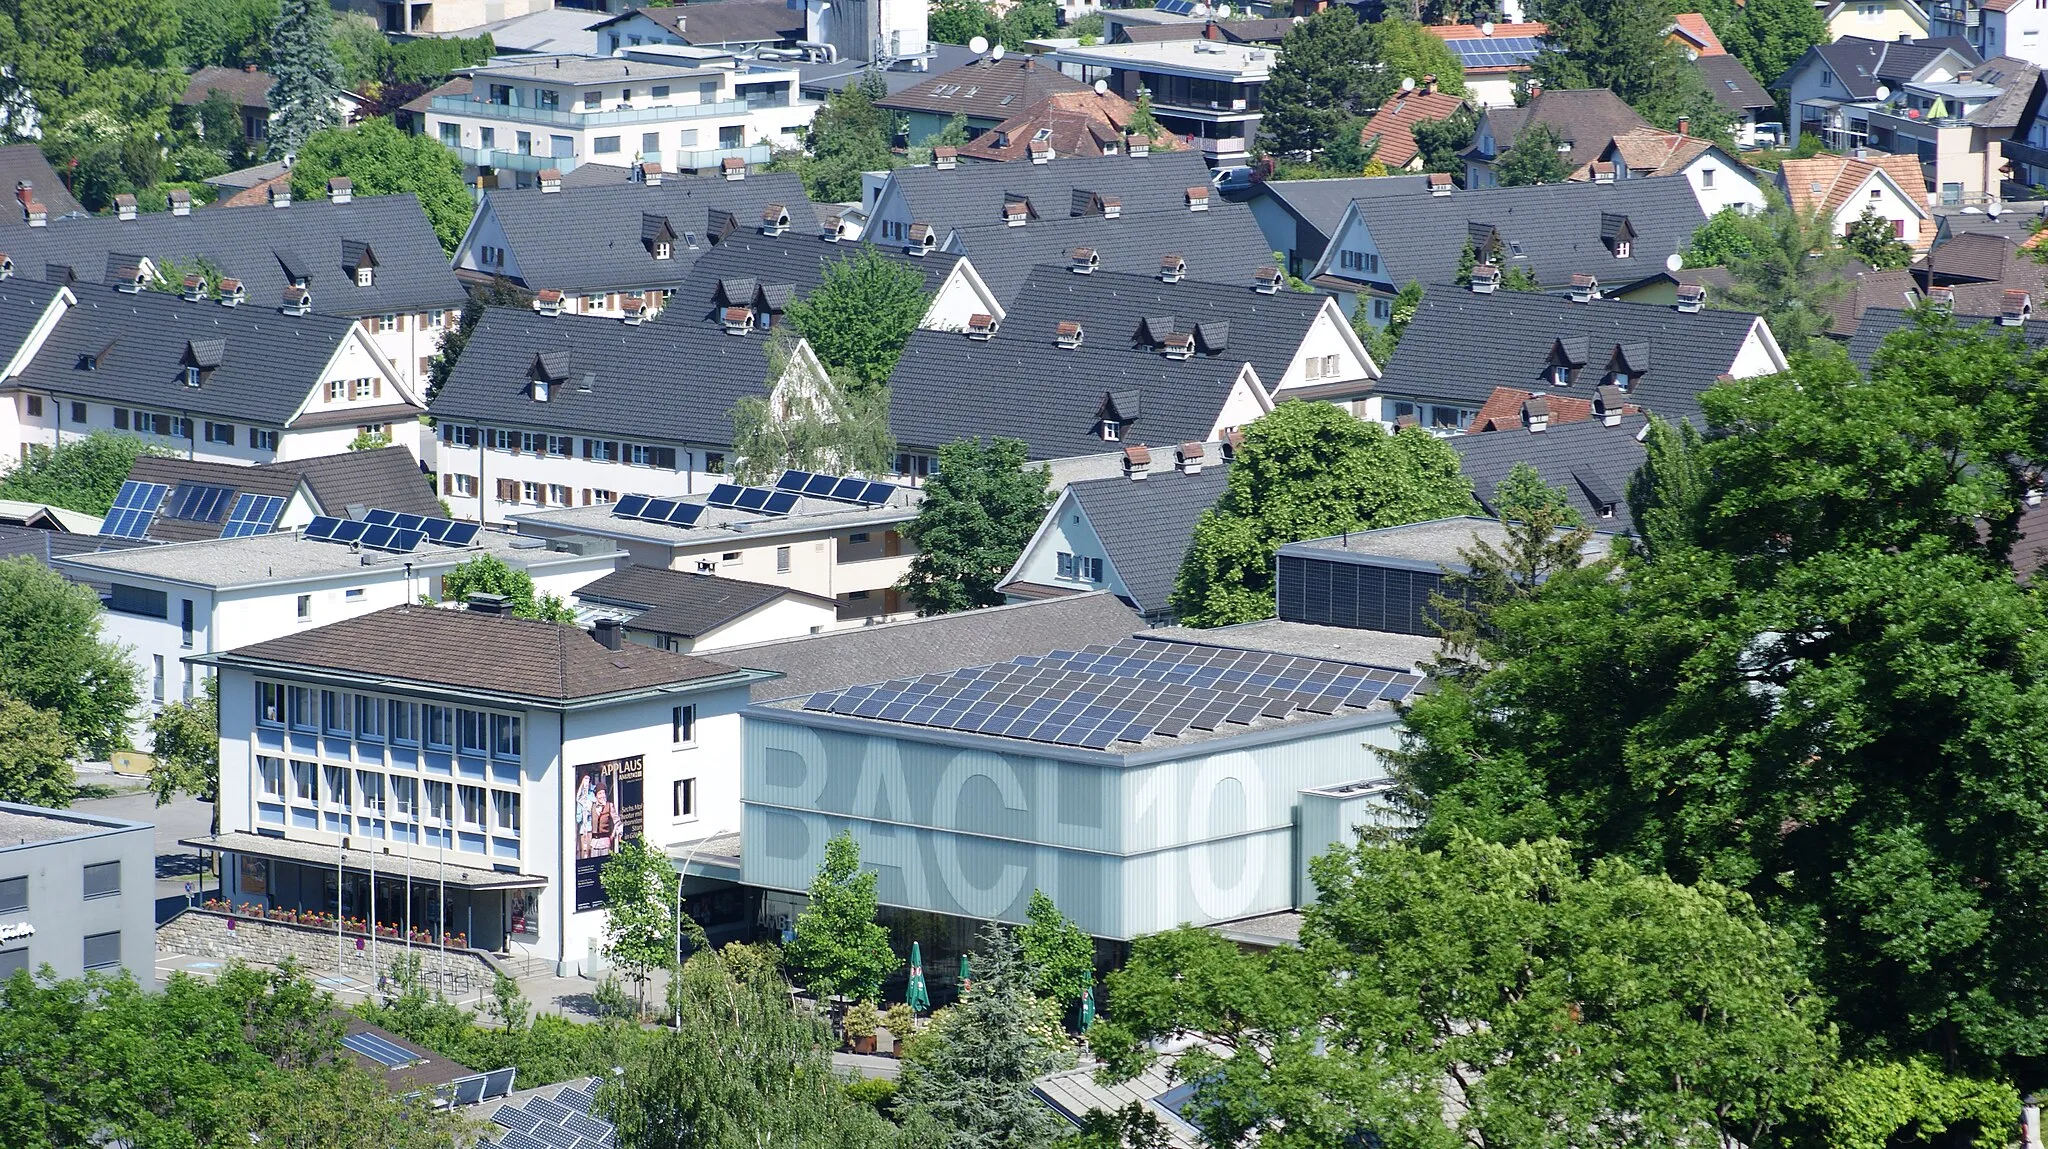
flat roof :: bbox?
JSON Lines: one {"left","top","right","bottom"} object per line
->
{"left": 1047, "top": 39, "right": 1274, "bottom": 79}
{"left": 186, "top": 831, "right": 548, "bottom": 888}
{"left": 511, "top": 490, "right": 919, "bottom": 548}
{"left": 53, "top": 526, "right": 607, "bottom": 590}
{"left": 470, "top": 53, "right": 714, "bottom": 83}
{"left": 1280, "top": 517, "right": 1617, "bottom": 574}
{"left": 0, "top": 802, "right": 151, "bottom": 848}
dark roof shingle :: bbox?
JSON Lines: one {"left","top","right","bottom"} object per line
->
{"left": 579, "top": 565, "right": 828, "bottom": 637}
{"left": 1062, "top": 462, "right": 1230, "bottom": 614}
{"left": 1452, "top": 413, "right": 1650, "bottom": 524}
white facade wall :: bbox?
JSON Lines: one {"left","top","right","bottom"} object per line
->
{"left": 1679, "top": 153, "right": 1768, "bottom": 215}
{"left": 1008, "top": 491, "right": 1128, "bottom": 600}
{"left": 1270, "top": 302, "right": 1379, "bottom": 390}
{"left": 1826, "top": 174, "right": 1929, "bottom": 246}
{"left": 682, "top": 596, "right": 838, "bottom": 650}
{"left": 1463, "top": 76, "right": 1522, "bottom": 110}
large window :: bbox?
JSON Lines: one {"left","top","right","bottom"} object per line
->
{"left": 82, "top": 931, "right": 121, "bottom": 971}
{"left": 390, "top": 700, "right": 419, "bottom": 746}
{"left": 458, "top": 710, "right": 489, "bottom": 755}
{"left": 258, "top": 683, "right": 285, "bottom": 726}
{"left": 357, "top": 771, "right": 385, "bottom": 814}
{"left": 672, "top": 704, "right": 695, "bottom": 744}
{"left": 391, "top": 776, "right": 417, "bottom": 818}
{"left": 425, "top": 706, "right": 454, "bottom": 750}
{"left": 82, "top": 861, "right": 121, "bottom": 899}
{"left": 356, "top": 696, "right": 386, "bottom": 741}
{"left": 457, "top": 785, "right": 486, "bottom": 828}
{"left": 493, "top": 790, "right": 521, "bottom": 833}
{"left": 0, "top": 875, "right": 24, "bottom": 913}
{"left": 323, "top": 765, "right": 353, "bottom": 809}
{"left": 287, "top": 687, "right": 315, "bottom": 732}
{"left": 321, "top": 690, "right": 350, "bottom": 734}
{"left": 424, "top": 780, "right": 451, "bottom": 823}
{"left": 491, "top": 714, "right": 521, "bottom": 759}
{"left": 291, "top": 760, "right": 318, "bottom": 803}
{"left": 258, "top": 756, "right": 285, "bottom": 799}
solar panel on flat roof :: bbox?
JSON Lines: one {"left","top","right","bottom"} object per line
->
{"left": 804, "top": 472, "right": 839, "bottom": 496}
{"left": 665, "top": 502, "right": 705, "bottom": 527}
{"left": 762, "top": 491, "right": 799, "bottom": 515}
{"left": 221, "top": 493, "right": 287, "bottom": 539}
{"left": 776, "top": 471, "right": 811, "bottom": 492}
{"left": 706, "top": 484, "right": 744, "bottom": 508}
{"left": 640, "top": 498, "right": 680, "bottom": 523}
{"left": 613, "top": 494, "right": 652, "bottom": 519}
{"left": 830, "top": 476, "right": 868, "bottom": 502}
{"left": 495, "top": 1130, "right": 550, "bottom": 1149}
{"left": 496, "top": 1108, "right": 543, "bottom": 1134}
{"left": 364, "top": 508, "right": 398, "bottom": 526}
{"left": 735, "top": 487, "right": 771, "bottom": 512}
{"left": 331, "top": 519, "right": 370, "bottom": 543}
{"left": 304, "top": 515, "right": 344, "bottom": 541}
{"left": 392, "top": 513, "right": 427, "bottom": 532}
{"left": 442, "top": 521, "right": 480, "bottom": 546}
{"left": 342, "top": 1030, "right": 419, "bottom": 1068}
{"left": 1156, "top": 0, "right": 1197, "bottom": 13}
{"left": 525, "top": 1096, "right": 574, "bottom": 1123}
{"left": 563, "top": 1113, "right": 614, "bottom": 1140}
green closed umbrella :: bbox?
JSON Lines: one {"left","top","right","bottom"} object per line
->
{"left": 958, "top": 952, "right": 971, "bottom": 991}
{"left": 906, "top": 942, "right": 931, "bottom": 1013}
{"left": 1079, "top": 982, "right": 1096, "bottom": 1031}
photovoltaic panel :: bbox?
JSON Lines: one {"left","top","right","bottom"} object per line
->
{"left": 706, "top": 484, "right": 745, "bottom": 508}
{"left": 640, "top": 498, "right": 680, "bottom": 522}
{"left": 364, "top": 508, "right": 398, "bottom": 526}
{"left": 100, "top": 480, "right": 170, "bottom": 538}
{"left": 439, "top": 521, "right": 481, "bottom": 546}
{"left": 220, "top": 493, "right": 287, "bottom": 538}
{"left": 762, "top": 490, "right": 799, "bottom": 515}
{"left": 526, "top": 1096, "right": 574, "bottom": 1124}
{"left": 495, "top": 1108, "right": 542, "bottom": 1134}
{"left": 804, "top": 472, "right": 840, "bottom": 496}
{"left": 830, "top": 476, "right": 868, "bottom": 502}
{"left": 495, "top": 1131, "right": 549, "bottom": 1149}
{"left": 165, "top": 482, "right": 235, "bottom": 522}
{"left": 665, "top": 502, "right": 705, "bottom": 527}
{"left": 735, "top": 487, "right": 771, "bottom": 512}
{"left": 331, "top": 519, "right": 370, "bottom": 543}
{"left": 392, "top": 513, "right": 427, "bottom": 532}
{"left": 341, "top": 1031, "right": 418, "bottom": 1068}
{"left": 613, "top": 494, "right": 652, "bottom": 519}
{"left": 303, "top": 515, "right": 345, "bottom": 541}
{"left": 776, "top": 471, "right": 812, "bottom": 492}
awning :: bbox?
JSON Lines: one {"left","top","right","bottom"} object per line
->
{"left": 182, "top": 831, "right": 548, "bottom": 891}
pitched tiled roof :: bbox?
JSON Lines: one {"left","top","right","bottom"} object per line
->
{"left": 729, "top": 593, "right": 1142, "bottom": 700}
{"left": 1381, "top": 287, "right": 1767, "bottom": 424}
{"left": 1471, "top": 384, "right": 1599, "bottom": 431}
{"left": 475, "top": 171, "right": 810, "bottom": 295}
{"left": 1601, "top": 126, "right": 1717, "bottom": 176}
{"left": 1331, "top": 178, "right": 1707, "bottom": 293}
{"left": 578, "top": 565, "right": 828, "bottom": 637}
{"left": 1695, "top": 54, "right": 1773, "bottom": 114}
{"left": 1428, "top": 21, "right": 1550, "bottom": 41}
{"left": 888, "top": 265, "right": 1327, "bottom": 458}
{"left": 1818, "top": 261, "right": 1917, "bottom": 336}
{"left": 956, "top": 90, "right": 1180, "bottom": 163}
{"left": 1783, "top": 36, "right": 1979, "bottom": 98}
{"left": 1260, "top": 175, "right": 1428, "bottom": 247}
{"left": 1670, "top": 13, "right": 1726, "bottom": 55}
{"left": 1956, "top": 56, "right": 2040, "bottom": 128}
{"left": 1842, "top": 305, "right": 2048, "bottom": 366}
{"left": 12, "top": 284, "right": 370, "bottom": 427}
{"left": 1476, "top": 88, "right": 1649, "bottom": 174}
{"left": 285, "top": 445, "right": 440, "bottom": 518}
{"left": 216, "top": 604, "right": 747, "bottom": 702}
{"left": 0, "top": 278, "right": 63, "bottom": 362}
{"left": 884, "top": 148, "right": 1215, "bottom": 237}
{"left": 943, "top": 194, "right": 1273, "bottom": 304}
{"left": 879, "top": 54, "right": 1093, "bottom": 121}
{"left": 1453, "top": 411, "right": 1651, "bottom": 524}
{"left": 1060, "top": 456, "right": 1231, "bottom": 615}
{"left": 125, "top": 456, "right": 303, "bottom": 543}
{"left": 0, "top": 145, "right": 83, "bottom": 222}
{"left": 1925, "top": 230, "right": 2016, "bottom": 281}
{"left": 1779, "top": 152, "right": 1927, "bottom": 216}
{"left": 179, "top": 65, "right": 276, "bottom": 109}
{"left": 1359, "top": 90, "right": 1466, "bottom": 169}
{"left": 0, "top": 194, "right": 461, "bottom": 317}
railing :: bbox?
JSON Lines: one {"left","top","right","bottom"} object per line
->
{"left": 673, "top": 143, "right": 773, "bottom": 170}
{"left": 429, "top": 94, "right": 748, "bottom": 127}
{"left": 457, "top": 147, "right": 569, "bottom": 173}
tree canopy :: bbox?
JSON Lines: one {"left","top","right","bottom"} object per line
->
{"left": 1682, "top": 204, "right": 1760, "bottom": 268}
{"left": 896, "top": 922, "right": 1066, "bottom": 1149}
{"left": 600, "top": 833, "right": 680, "bottom": 1014}
{"left": 786, "top": 247, "right": 931, "bottom": 392}
{"left": 1257, "top": 9, "right": 1377, "bottom": 158}
{"left": 438, "top": 554, "right": 576, "bottom": 620}
{"left": 730, "top": 330, "right": 895, "bottom": 484}
{"left": 0, "top": 432, "right": 164, "bottom": 515}
{"left": 1396, "top": 313, "right": 2048, "bottom": 1080}
{"left": 1844, "top": 206, "right": 1913, "bottom": 270}
{"left": 899, "top": 438, "right": 1053, "bottom": 615}
{"left": 288, "top": 118, "right": 473, "bottom": 255}
{"left": 147, "top": 676, "right": 219, "bottom": 824}
{"left": 1716, "top": 187, "right": 1846, "bottom": 352}
{"left": 1529, "top": 0, "right": 1732, "bottom": 139}
{"left": 781, "top": 69, "right": 897, "bottom": 202}
{"left": 1493, "top": 121, "right": 1574, "bottom": 187}
{"left": 783, "top": 831, "right": 899, "bottom": 1002}
{"left": 1170, "top": 402, "right": 1473, "bottom": 627}
{"left": 0, "top": 556, "right": 139, "bottom": 758}
{"left": 1699, "top": 0, "right": 1826, "bottom": 106}
{"left": 1017, "top": 890, "right": 1094, "bottom": 1008}
{"left": 263, "top": 0, "right": 342, "bottom": 159}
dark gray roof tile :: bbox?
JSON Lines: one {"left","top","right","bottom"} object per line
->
{"left": 1451, "top": 413, "right": 1650, "bottom": 525}
{"left": 579, "top": 565, "right": 827, "bottom": 637}
{"left": 1063, "top": 462, "right": 1230, "bottom": 614}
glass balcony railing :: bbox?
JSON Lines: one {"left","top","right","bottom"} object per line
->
{"left": 456, "top": 147, "right": 570, "bottom": 173}
{"left": 429, "top": 94, "right": 749, "bottom": 126}
{"left": 673, "top": 143, "right": 773, "bottom": 170}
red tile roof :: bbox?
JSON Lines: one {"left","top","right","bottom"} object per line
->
{"left": 1670, "top": 13, "right": 1727, "bottom": 56}
{"left": 1359, "top": 90, "right": 1467, "bottom": 169}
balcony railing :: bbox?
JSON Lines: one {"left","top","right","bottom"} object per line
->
{"left": 673, "top": 143, "right": 773, "bottom": 171}
{"left": 457, "top": 147, "right": 570, "bottom": 173}
{"left": 430, "top": 94, "right": 748, "bottom": 127}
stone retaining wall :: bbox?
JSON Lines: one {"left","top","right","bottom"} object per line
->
{"left": 158, "top": 909, "right": 499, "bottom": 987}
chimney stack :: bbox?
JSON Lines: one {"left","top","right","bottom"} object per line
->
{"left": 538, "top": 168, "right": 563, "bottom": 193}
{"left": 167, "top": 188, "right": 192, "bottom": 216}
{"left": 1123, "top": 444, "right": 1151, "bottom": 480}
{"left": 269, "top": 182, "right": 291, "bottom": 208}
{"left": 114, "top": 194, "right": 137, "bottom": 221}
{"left": 594, "top": 618, "right": 624, "bottom": 650}
{"left": 466, "top": 593, "right": 509, "bottom": 616}
{"left": 327, "top": 176, "right": 352, "bottom": 203}
{"left": 1678, "top": 114, "right": 1689, "bottom": 137}
{"left": 1422, "top": 73, "right": 1438, "bottom": 95}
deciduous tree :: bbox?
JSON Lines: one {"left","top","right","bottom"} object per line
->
{"left": 288, "top": 118, "right": 473, "bottom": 254}
{"left": 0, "top": 556, "right": 139, "bottom": 757}
{"left": 0, "top": 431, "right": 163, "bottom": 515}
{"left": 783, "top": 831, "right": 899, "bottom": 1002}
{"left": 899, "top": 437, "right": 1052, "bottom": 614}
{"left": 1412, "top": 104, "right": 1475, "bottom": 174}
{"left": 729, "top": 329, "right": 895, "bottom": 483}
{"left": 785, "top": 69, "right": 897, "bottom": 202}
{"left": 1170, "top": 402, "right": 1473, "bottom": 627}
{"left": 1494, "top": 121, "right": 1574, "bottom": 186}
{"left": 600, "top": 834, "right": 680, "bottom": 1015}
{"left": 785, "top": 247, "right": 931, "bottom": 391}
{"left": 1844, "top": 205, "right": 1913, "bottom": 270}
{"left": 438, "top": 554, "right": 576, "bottom": 620}
{"left": 0, "top": 693, "right": 74, "bottom": 807}
{"left": 1718, "top": 186, "right": 1846, "bottom": 352}
{"left": 147, "top": 677, "right": 219, "bottom": 827}
{"left": 929, "top": 0, "right": 999, "bottom": 44}
{"left": 1016, "top": 890, "right": 1093, "bottom": 1008}
{"left": 1682, "top": 204, "right": 1759, "bottom": 268}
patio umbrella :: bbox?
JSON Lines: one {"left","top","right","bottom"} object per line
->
{"left": 906, "top": 942, "right": 931, "bottom": 1013}
{"left": 1079, "top": 981, "right": 1095, "bottom": 1031}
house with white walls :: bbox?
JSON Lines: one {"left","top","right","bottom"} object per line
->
{"left": 1777, "top": 36, "right": 1981, "bottom": 152}
{"left": 1591, "top": 126, "right": 1768, "bottom": 215}
{"left": 1778, "top": 152, "right": 1935, "bottom": 247}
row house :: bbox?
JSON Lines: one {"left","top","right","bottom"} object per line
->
{"left": 0, "top": 180, "right": 464, "bottom": 392}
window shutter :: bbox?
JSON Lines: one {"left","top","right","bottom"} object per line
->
{"left": 373, "top": 379, "right": 382, "bottom": 398}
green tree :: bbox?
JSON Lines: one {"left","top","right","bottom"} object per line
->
{"left": 1681, "top": 204, "right": 1760, "bottom": 267}
{"left": 0, "top": 0, "right": 180, "bottom": 143}
{"left": 1494, "top": 121, "right": 1574, "bottom": 186}
{"left": 785, "top": 246, "right": 930, "bottom": 391}
{"left": 600, "top": 834, "right": 679, "bottom": 1016}
{"left": 1126, "top": 88, "right": 1161, "bottom": 138}
{"left": 784, "top": 831, "right": 899, "bottom": 1002}
{"left": 1067, "top": 11, "right": 1104, "bottom": 43}
{"left": 898, "top": 437, "right": 1053, "bottom": 615}
{"left": 147, "top": 677, "right": 219, "bottom": 826}
{"left": 264, "top": 0, "right": 342, "bottom": 159}
{"left": 1257, "top": 8, "right": 1377, "bottom": 158}
{"left": 895, "top": 922, "right": 1065, "bottom": 1149}
{"left": 0, "top": 693, "right": 75, "bottom": 806}
{"left": 1171, "top": 402, "right": 1474, "bottom": 627}
{"left": 1412, "top": 104, "right": 1476, "bottom": 175}
{"left": 929, "top": 0, "right": 999, "bottom": 44}
{"left": 483, "top": 970, "right": 531, "bottom": 1032}
{"left": 1718, "top": 186, "right": 1846, "bottom": 352}
{"left": 347, "top": 429, "right": 393, "bottom": 451}
{"left": 999, "top": 0, "right": 1058, "bottom": 48}
{"left": 1395, "top": 316, "right": 2048, "bottom": 1077}
{"left": 177, "top": 0, "right": 279, "bottom": 70}
{"left": 326, "top": 11, "right": 387, "bottom": 88}
{"left": 197, "top": 88, "right": 253, "bottom": 167}
{"left": 787, "top": 69, "right": 898, "bottom": 202}
{"left": 1491, "top": 460, "right": 1580, "bottom": 525}
{"left": 1017, "top": 890, "right": 1093, "bottom": 1008}
{"left": 1093, "top": 836, "right": 1838, "bottom": 1149}
{"left": 604, "top": 944, "right": 898, "bottom": 1149}
{"left": 0, "top": 431, "right": 163, "bottom": 514}
{"left": 1529, "top": 0, "right": 1732, "bottom": 140}
{"left": 1357, "top": 279, "right": 1423, "bottom": 368}
{"left": 438, "top": 553, "right": 576, "bottom": 620}
{"left": 1703, "top": 0, "right": 1825, "bottom": 112}
{"left": 288, "top": 118, "right": 473, "bottom": 255}
{"left": 729, "top": 330, "right": 895, "bottom": 484}
{"left": 0, "top": 556, "right": 139, "bottom": 757}
{"left": 1843, "top": 205, "right": 1913, "bottom": 270}
{"left": 1373, "top": 15, "right": 1469, "bottom": 98}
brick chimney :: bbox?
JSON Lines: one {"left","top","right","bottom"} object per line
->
{"left": 1678, "top": 114, "right": 1690, "bottom": 137}
{"left": 1422, "top": 73, "right": 1438, "bottom": 95}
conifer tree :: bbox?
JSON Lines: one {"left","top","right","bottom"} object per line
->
{"left": 265, "top": 0, "right": 342, "bottom": 159}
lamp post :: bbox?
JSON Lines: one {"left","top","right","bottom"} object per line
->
{"left": 672, "top": 828, "right": 730, "bottom": 1030}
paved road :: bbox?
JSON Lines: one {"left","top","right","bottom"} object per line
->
{"left": 71, "top": 774, "right": 220, "bottom": 922}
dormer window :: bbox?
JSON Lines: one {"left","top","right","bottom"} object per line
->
{"left": 1548, "top": 364, "right": 1569, "bottom": 386}
{"left": 654, "top": 240, "right": 672, "bottom": 260}
{"left": 534, "top": 289, "right": 563, "bottom": 317}
{"left": 761, "top": 204, "right": 791, "bottom": 235}
{"left": 184, "top": 365, "right": 202, "bottom": 388}
{"left": 2003, "top": 289, "right": 2032, "bottom": 326}
{"left": 1100, "top": 419, "right": 1121, "bottom": 441}
{"left": 356, "top": 266, "right": 374, "bottom": 287}
{"left": 218, "top": 279, "right": 245, "bottom": 307}
{"left": 1613, "top": 240, "right": 1631, "bottom": 258}
{"left": 1253, "top": 266, "right": 1283, "bottom": 294}
{"left": 532, "top": 378, "right": 550, "bottom": 402}
{"left": 1056, "top": 321, "right": 1084, "bottom": 348}
{"left": 182, "top": 274, "right": 206, "bottom": 302}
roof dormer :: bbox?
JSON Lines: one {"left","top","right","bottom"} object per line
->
{"left": 1606, "top": 340, "right": 1651, "bottom": 386}
{"left": 1162, "top": 332, "right": 1195, "bottom": 360}
{"left": 1545, "top": 335, "right": 1588, "bottom": 385}
{"left": 1253, "top": 266, "right": 1283, "bottom": 294}
{"left": 182, "top": 337, "right": 225, "bottom": 378}
{"left": 934, "top": 146, "right": 957, "bottom": 170}
{"left": 1070, "top": 247, "right": 1099, "bottom": 275}
{"left": 1194, "top": 321, "right": 1228, "bottom": 355}
{"left": 721, "top": 156, "right": 747, "bottom": 181}
{"left": 1427, "top": 173, "right": 1453, "bottom": 197}
{"left": 1569, "top": 273, "right": 1601, "bottom": 303}
{"left": 343, "top": 240, "right": 378, "bottom": 287}
{"left": 621, "top": 297, "right": 646, "bottom": 325}
{"left": 1055, "top": 320, "right": 1084, "bottom": 348}
{"left": 1471, "top": 263, "right": 1501, "bottom": 293}
{"left": 1600, "top": 212, "right": 1635, "bottom": 259}
{"left": 966, "top": 312, "right": 999, "bottom": 339}
{"left": 908, "top": 222, "right": 936, "bottom": 255}
{"left": 642, "top": 212, "right": 678, "bottom": 258}
{"left": 2003, "top": 289, "right": 2031, "bottom": 326}
{"left": 1001, "top": 199, "right": 1030, "bottom": 227}
{"left": 534, "top": 289, "right": 563, "bottom": 316}
{"left": 1160, "top": 254, "right": 1186, "bottom": 283}
{"left": 1675, "top": 282, "right": 1706, "bottom": 313}
{"left": 761, "top": 203, "right": 791, "bottom": 236}
{"left": 529, "top": 349, "right": 569, "bottom": 400}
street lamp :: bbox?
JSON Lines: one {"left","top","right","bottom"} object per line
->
{"left": 672, "top": 827, "right": 730, "bottom": 1030}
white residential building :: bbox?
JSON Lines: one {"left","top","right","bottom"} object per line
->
{"left": 419, "top": 49, "right": 815, "bottom": 185}
{"left": 1043, "top": 39, "right": 1272, "bottom": 162}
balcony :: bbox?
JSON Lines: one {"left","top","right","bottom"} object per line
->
{"left": 1148, "top": 95, "right": 1261, "bottom": 121}
{"left": 673, "top": 143, "right": 773, "bottom": 171}
{"left": 430, "top": 94, "right": 749, "bottom": 128}
{"left": 457, "top": 147, "right": 568, "bottom": 173}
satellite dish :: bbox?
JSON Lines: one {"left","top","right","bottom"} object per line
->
{"left": 992, "top": 43, "right": 1005, "bottom": 59}
{"left": 1665, "top": 253, "right": 1682, "bottom": 272}
{"left": 969, "top": 34, "right": 989, "bottom": 53}
{"left": 1401, "top": 76, "right": 1416, "bottom": 92}
{"left": 1481, "top": 20, "right": 1495, "bottom": 35}
{"left": 1218, "top": 4, "right": 1233, "bottom": 15}
{"left": 1094, "top": 78, "right": 1109, "bottom": 93}
{"left": 1874, "top": 84, "right": 1891, "bottom": 100}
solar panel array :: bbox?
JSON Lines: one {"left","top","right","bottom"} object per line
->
{"left": 1445, "top": 36, "right": 1542, "bottom": 67}
{"left": 803, "top": 638, "right": 1423, "bottom": 750}
{"left": 304, "top": 515, "right": 427, "bottom": 553}
{"left": 491, "top": 1078, "right": 614, "bottom": 1149}
{"left": 707, "top": 483, "right": 800, "bottom": 516}
{"left": 100, "top": 481, "right": 169, "bottom": 538}
{"left": 1155, "top": 0, "right": 1199, "bottom": 13}
{"left": 362, "top": 507, "right": 481, "bottom": 546}
{"left": 163, "top": 482, "right": 236, "bottom": 523}
{"left": 221, "top": 493, "right": 288, "bottom": 538}
{"left": 611, "top": 493, "right": 707, "bottom": 530}
{"left": 342, "top": 1031, "right": 420, "bottom": 1069}
{"left": 776, "top": 470, "right": 897, "bottom": 506}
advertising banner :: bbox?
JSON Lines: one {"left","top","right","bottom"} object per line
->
{"left": 573, "top": 755, "right": 645, "bottom": 912}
